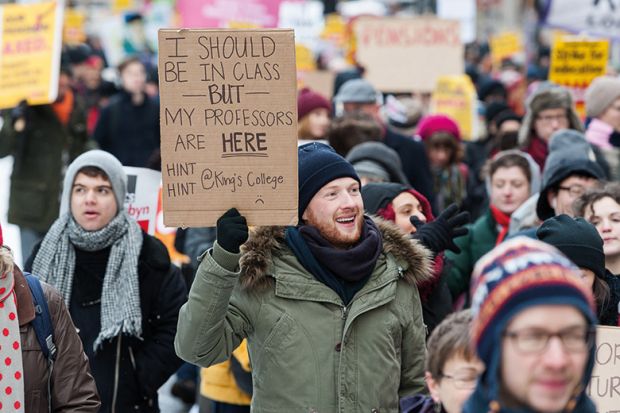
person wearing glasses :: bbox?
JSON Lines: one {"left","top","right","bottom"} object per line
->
{"left": 585, "top": 76, "right": 620, "bottom": 181}
{"left": 574, "top": 182, "right": 620, "bottom": 327}
{"left": 400, "top": 310, "right": 482, "bottom": 413}
{"left": 465, "top": 237, "right": 598, "bottom": 413}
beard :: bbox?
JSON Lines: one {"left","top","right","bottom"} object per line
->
{"left": 304, "top": 208, "right": 364, "bottom": 248}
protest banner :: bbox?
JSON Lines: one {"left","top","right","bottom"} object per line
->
{"left": 437, "top": 0, "right": 476, "bottom": 44}
{"left": 63, "top": 8, "right": 86, "bottom": 45}
{"left": 278, "top": 0, "right": 324, "bottom": 52}
{"left": 158, "top": 29, "right": 298, "bottom": 227}
{"left": 177, "top": 0, "right": 283, "bottom": 29}
{"left": 0, "top": 1, "right": 63, "bottom": 110}
{"left": 123, "top": 167, "right": 162, "bottom": 235}
{"left": 549, "top": 36, "right": 609, "bottom": 118}
{"left": 490, "top": 31, "right": 523, "bottom": 68}
{"left": 588, "top": 326, "right": 620, "bottom": 412}
{"left": 431, "top": 75, "right": 479, "bottom": 141}
{"left": 353, "top": 17, "right": 463, "bottom": 93}
{"left": 544, "top": 0, "right": 620, "bottom": 40}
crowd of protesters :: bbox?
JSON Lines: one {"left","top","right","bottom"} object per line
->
{"left": 2, "top": 17, "right": 620, "bottom": 413}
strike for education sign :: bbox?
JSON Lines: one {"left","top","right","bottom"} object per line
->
{"left": 0, "top": 1, "right": 64, "bottom": 110}
{"left": 353, "top": 17, "right": 463, "bottom": 93}
{"left": 158, "top": 29, "right": 298, "bottom": 227}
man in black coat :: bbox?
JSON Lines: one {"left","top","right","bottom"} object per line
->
{"left": 333, "top": 78, "right": 436, "bottom": 210}
{"left": 26, "top": 150, "right": 186, "bottom": 413}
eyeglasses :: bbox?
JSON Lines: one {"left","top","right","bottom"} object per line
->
{"left": 557, "top": 185, "right": 587, "bottom": 197}
{"left": 536, "top": 113, "right": 569, "bottom": 124}
{"left": 439, "top": 373, "right": 479, "bottom": 390}
{"left": 503, "top": 326, "right": 595, "bottom": 355}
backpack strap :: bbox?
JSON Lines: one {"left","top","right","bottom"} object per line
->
{"left": 24, "top": 273, "right": 57, "bottom": 362}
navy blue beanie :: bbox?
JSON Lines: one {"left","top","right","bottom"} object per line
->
{"left": 298, "top": 142, "right": 360, "bottom": 221}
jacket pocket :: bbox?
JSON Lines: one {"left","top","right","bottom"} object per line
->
{"left": 262, "top": 312, "right": 295, "bottom": 352}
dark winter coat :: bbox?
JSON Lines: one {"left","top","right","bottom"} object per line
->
{"left": 0, "top": 100, "right": 92, "bottom": 233}
{"left": 601, "top": 270, "right": 620, "bottom": 326}
{"left": 93, "top": 91, "right": 160, "bottom": 167}
{"left": 14, "top": 267, "right": 100, "bottom": 412}
{"left": 27, "top": 232, "right": 187, "bottom": 412}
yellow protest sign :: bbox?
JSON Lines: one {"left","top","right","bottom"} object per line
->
{"left": 431, "top": 75, "right": 478, "bottom": 141}
{"left": 0, "top": 1, "right": 63, "bottom": 110}
{"left": 63, "top": 8, "right": 86, "bottom": 45}
{"left": 113, "top": 0, "right": 134, "bottom": 14}
{"left": 228, "top": 21, "right": 262, "bottom": 29}
{"left": 490, "top": 31, "right": 523, "bottom": 68}
{"left": 296, "top": 44, "right": 316, "bottom": 72}
{"left": 321, "top": 13, "right": 346, "bottom": 46}
{"left": 549, "top": 37, "right": 609, "bottom": 87}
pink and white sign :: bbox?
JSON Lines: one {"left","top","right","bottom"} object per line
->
{"left": 177, "top": 0, "right": 284, "bottom": 28}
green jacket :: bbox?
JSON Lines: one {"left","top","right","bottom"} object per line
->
{"left": 445, "top": 209, "right": 499, "bottom": 299}
{"left": 0, "top": 100, "right": 93, "bottom": 233}
{"left": 175, "top": 219, "right": 432, "bottom": 413}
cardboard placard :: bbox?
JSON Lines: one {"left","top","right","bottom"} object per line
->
{"left": 431, "top": 75, "right": 479, "bottom": 141}
{"left": 297, "top": 70, "right": 335, "bottom": 100}
{"left": 549, "top": 37, "right": 609, "bottom": 87}
{"left": 588, "top": 326, "right": 620, "bottom": 412}
{"left": 123, "top": 167, "right": 162, "bottom": 235}
{"left": 0, "top": 1, "right": 63, "bottom": 110}
{"left": 353, "top": 17, "right": 463, "bottom": 93}
{"left": 158, "top": 29, "right": 298, "bottom": 227}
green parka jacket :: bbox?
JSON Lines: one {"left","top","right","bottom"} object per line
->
{"left": 175, "top": 219, "right": 432, "bottom": 413}
{"left": 0, "top": 100, "right": 92, "bottom": 233}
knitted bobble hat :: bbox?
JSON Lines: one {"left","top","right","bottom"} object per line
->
{"left": 297, "top": 88, "right": 332, "bottom": 120}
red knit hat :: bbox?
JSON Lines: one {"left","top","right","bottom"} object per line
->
{"left": 297, "top": 88, "right": 332, "bottom": 120}
{"left": 416, "top": 114, "right": 461, "bottom": 141}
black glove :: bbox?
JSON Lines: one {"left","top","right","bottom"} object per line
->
{"left": 10, "top": 100, "right": 28, "bottom": 125}
{"left": 216, "top": 208, "right": 249, "bottom": 253}
{"left": 410, "top": 204, "right": 469, "bottom": 254}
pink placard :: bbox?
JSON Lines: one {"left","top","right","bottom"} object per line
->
{"left": 177, "top": 0, "right": 285, "bottom": 28}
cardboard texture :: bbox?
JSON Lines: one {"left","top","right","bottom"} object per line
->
{"left": 588, "top": 326, "right": 620, "bottom": 412}
{"left": 158, "top": 28, "right": 298, "bottom": 227}
{"left": 298, "top": 70, "right": 335, "bottom": 99}
{"left": 353, "top": 17, "right": 463, "bottom": 93}
{"left": 0, "top": 1, "right": 63, "bottom": 110}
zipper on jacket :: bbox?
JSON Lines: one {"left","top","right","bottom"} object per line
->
{"left": 112, "top": 335, "right": 122, "bottom": 413}
{"left": 341, "top": 306, "right": 349, "bottom": 320}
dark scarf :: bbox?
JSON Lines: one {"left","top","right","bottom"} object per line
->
{"left": 285, "top": 216, "right": 383, "bottom": 305}
{"left": 525, "top": 135, "right": 548, "bottom": 170}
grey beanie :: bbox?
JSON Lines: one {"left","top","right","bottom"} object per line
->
{"left": 333, "top": 78, "right": 378, "bottom": 104}
{"left": 351, "top": 160, "right": 391, "bottom": 182}
{"left": 536, "top": 129, "right": 605, "bottom": 220}
{"left": 345, "top": 141, "right": 411, "bottom": 185}
{"left": 585, "top": 76, "right": 620, "bottom": 118}
{"left": 60, "top": 150, "right": 127, "bottom": 217}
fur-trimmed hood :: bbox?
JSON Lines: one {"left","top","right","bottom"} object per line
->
{"left": 239, "top": 216, "right": 433, "bottom": 291}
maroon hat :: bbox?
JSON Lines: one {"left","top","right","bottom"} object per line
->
{"left": 297, "top": 88, "right": 332, "bottom": 120}
{"left": 416, "top": 114, "right": 461, "bottom": 141}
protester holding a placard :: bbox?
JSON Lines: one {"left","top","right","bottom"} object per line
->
{"left": 333, "top": 78, "right": 436, "bottom": 208}
{"left": 93, "top": 56, "right": 160, "bottom": 168}
{"left": 465, "top": 237, "right": 598, "bottom": 413}
{"left": 585, "top": 76, "right": 620, "bottom": 181}
{"left": 176, "top": 143, "right": 433, "bottom": 411}
{"left": 0, "top": 66, "right": 93, "bottom": 260}
{"left": 297, "top": 87, "right": 332, "bottom": 142}
{"left": 26, "top": 150, "right": 186, "bottom": 413}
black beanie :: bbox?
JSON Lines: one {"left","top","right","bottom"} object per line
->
{"left": 361, "top": 182, "right": 409, "bottom": 215}
{"left": 536, "top": 214, "right": 605, "bottom": 279}
{"left": 298, "top": 142, "right": 360, "bottom": 221}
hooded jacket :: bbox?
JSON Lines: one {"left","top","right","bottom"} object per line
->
{"left": 175, "top": 218, "right": 432, "bottom": 413}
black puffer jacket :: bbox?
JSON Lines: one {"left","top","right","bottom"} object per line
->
{"left": 27, "top": 232, "right": 187, "bottom": 412}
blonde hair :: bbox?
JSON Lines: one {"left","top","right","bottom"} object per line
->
{"left": 0, "top": 246, "right": 14, "bottom": 278}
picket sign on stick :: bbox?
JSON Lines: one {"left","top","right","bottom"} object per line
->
{"left": 158, "top": 29, "right": 299, "bottom": 228}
